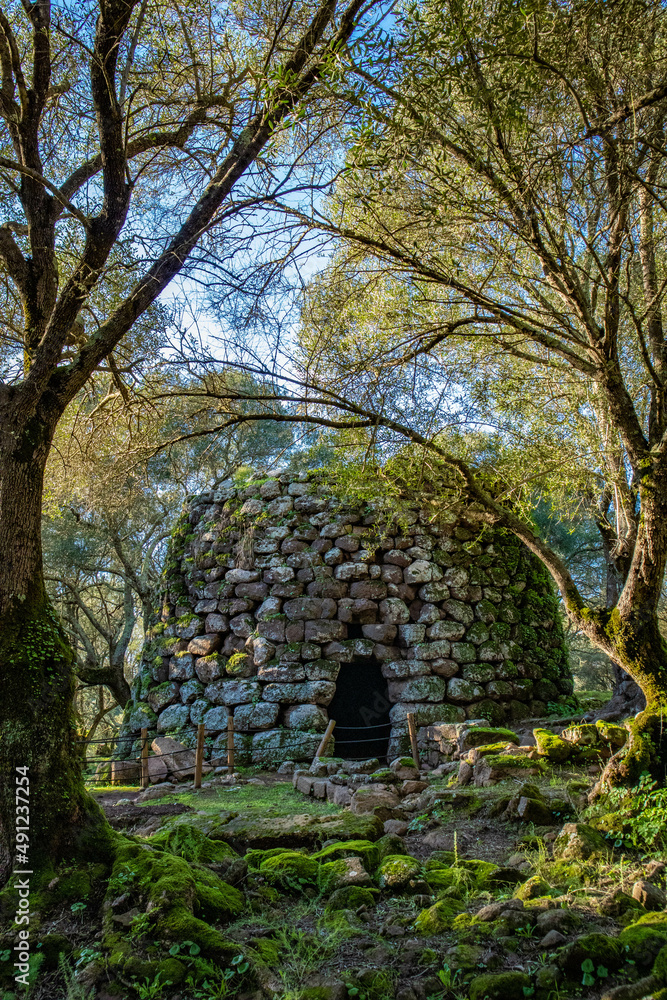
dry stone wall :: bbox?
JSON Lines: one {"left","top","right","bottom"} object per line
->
{"left": 120, "top": 472, "right": 572, "bottom": 766}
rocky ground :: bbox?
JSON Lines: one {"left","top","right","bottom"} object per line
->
{"left": 1, "top": 716, "right": 666, "bottom": 1000}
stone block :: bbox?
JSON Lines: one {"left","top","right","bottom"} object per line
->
{"left": 283, "top": 703, "right": 328, "bottom": 732}
{"left": 304, "top": 620, "right": 346, "bottom": 642}
{"left": 188, "top": 633, "right": 221, "bottom": 657}
{"left": 337, "top": 598, "right": 378, "bottom": 623}
{"left": 169, "top": 653, "right": 195, "bottom": 681}
{"left": 252, "top": 637, "right": 276, "bottom": 666}
{"left": 283, "top": 597, "right": 323, "bottom": 620}
{"left": 379, "top": 598, "right": 410, "bottom": 624}
{"left": 202, "top": 705, "right": 230, "bottom": 733}
{"left": 204, "top": 613, "right": 228, "bottom": 633}
{"left": 388, "top": 676, "right": 448, "bottom": 702}
{"left": 335, "top": 562, "right": 369, "bottom": 581}
{"left": 189, "top": 698, "right": 209, "bottom": 725}
{"left": 381, "top": 659, "right": 431, "bottom": 679}
{"left": 179, "top": 678, "right": 204, "bottom": 704}
{"left": 383, "top": 549, "right": 411, "bottom": 567}
{"left": 203, "top": 679, "right": 261, "bottom": 705}
{"left": 430, "top": 658, "right": 458, "bottom": 678}
{"left": 229, "top": 613, "right": 255, "bottom": 637}
{"left": 234, "top": 702, "right": 280, "bottom": 731}
{"left": 257, "top": 620, "right": 286, "bottom": 643}
{"left": 447, "top": 677, "right": 486, "bottom": 702}
{"left": 225, "top": 568, "right": 261, "bottom": 584}
{"left": 156, "top": 704, "right": 191, "bottom": 732}
{"left": 361, "top": 623, "right": 397, "bottom": 643}
{"left": 350, "top": 786, "right": 400, "bottom": 814}
{"left": 252, "top": 728, "right": 321, "bottom": 765}
{"left": 329, "top": 784, "right": 352, "bottom": 806}
{"left": 451, "top": 642, "right": 477, "bottom": 663}
{"left": 146, "top": 681, "right": 180, "bottom": 714}
{"left": 398, "top": 623, "right": 426, "bottom": 645}
{"left": 305, "top": 659, "right": 340, "bottom": 681}
{"left": 418, "top": 582, "right": 451, "bottom": 602}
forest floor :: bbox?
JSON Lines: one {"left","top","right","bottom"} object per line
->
{"left": 1, "top": 713, "right": 664, "bottom": 1000}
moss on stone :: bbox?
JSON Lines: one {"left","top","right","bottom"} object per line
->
{"left": 148, "top": 824, "right": 238, "bottom": 865}
{"left": 619, "top": 912, "right": 667, "bottom": 967}
{"left": 376, "top": 854, "right": 424, "bottom": 891}
{"left": 533, "top": 728, "right": 572, "bottom": 762}
{"left": 312, "top": 839, "right": 380, "bottom": 871}
{"left": 258, "top": 850, "right": 320, "bottom": 891}
{"left": 468, "top": 971, "right": 533, "bottom": 1000}
{"left": 514, "top": 875, "right": 552, "bottom": 900}
{"left": 325, "top": 886, "right": 378, "bottom": 912}
{"left": 414, "top": 898, "right": 463, "bottom": 933}
{"left": 557, "top": 932, "right": 624, "bottom": 974}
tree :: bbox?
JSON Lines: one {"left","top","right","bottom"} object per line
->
{"left": 43, "top": 370, "right": 295, "bottom": 713}
{"left": 0, "top": 0, "right": 376, "bottom": 876}
{"left": 202, "top": 0, "right": 667, "bottom": 789}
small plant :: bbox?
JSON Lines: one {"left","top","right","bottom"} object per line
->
{"left": 70, "top": 901, "right": 87, "bottom": 916}
{"left": 57, "top": 955, "right": 94, "bottom": 1000}
{"left": 581, "top": 958, "right": 608, "bottom": 987}
{"left": 132, "top": 973, "right": 172, "bottom": 1000}
{"left": 129, "top": 911, "right": 154, "bottom": 940}
{"left": 516, "top": 923, "right": 538, "bottom": 939}
{"left": 168, "top": 940, "right": 201, "bottom": 958}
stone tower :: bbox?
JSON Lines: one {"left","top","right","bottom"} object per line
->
{"left": 121, "top": 471, "right": 572, "bottom": 765}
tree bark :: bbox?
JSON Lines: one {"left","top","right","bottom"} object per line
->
{"left": 0, "top": 396, "right": 113, "bottom": 882}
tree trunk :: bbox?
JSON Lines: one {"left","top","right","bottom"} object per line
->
{"left": 592, "top": 550, "right": 645, "bottom": 722}
{"left": 0, "top": 401, "right": 113, "bottom": 883}
{"left": 595, "top": 479, "right": 667, "bottom": 790}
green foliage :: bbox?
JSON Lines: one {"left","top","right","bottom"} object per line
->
{"left": 587, "top": 772, "right": 667, "bottom": 850}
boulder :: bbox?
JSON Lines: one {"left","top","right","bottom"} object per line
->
{"left": 533, "top": 728, "right": 572, "bottom": 763}
{"left": 553, "top": 823, "right": 609, "bottom": 861}
{"left": 233, "top": 702, "right": 279, "bottom": 731}
{"left": 633, "top": 880, "right": 667, "bottom": 911}
{"left": 151, "top": 735, "right": 211, "bottom": 780}
{"left": 110, "top": 759, "right": 140, "bottom": 785}
{"left": 251, "top": 728, "right": 321, "bottom": 765}
{"left": 350, "top": 786, "right": 400, "bottom": 814}
{"left": 156, "top": 704, "right": 191, "bottom": 733}
{"left": 146, "top": 681, "right": 180, "bottom": 714}
{"left": 473, "top": 754, "right": 545, "bottom": 786}
{"left": 317, "top": 857, "right": 373, "bottom": 894}
{"left": 283, "top": 704, "right": 328, "bottom": 732}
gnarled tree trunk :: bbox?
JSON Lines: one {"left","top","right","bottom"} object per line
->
{"left": 0, "top": 398, "right": 113, "bottom": 882}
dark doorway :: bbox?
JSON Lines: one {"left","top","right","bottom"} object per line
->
{"left": 328, "top": 658, "right": 391, "bottom": 761}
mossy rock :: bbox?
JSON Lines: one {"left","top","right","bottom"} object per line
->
{"left": 148, "top": 824, "right": 238, "bottom": 865}
{"left": 156, "top": 957, "right": 187, "bottom": 985}
{"left": 258, "top": 850, "right": 320, "bottom": 892}
{"left": 514, "top": 876, "right": 552, "bottom": 900}
{"left": 377, "top": 854, "right": 425, "bottom": 892}
{"left": 414, "top": 897, "right": 463, "bottom": 933}
{"left": 325, "top": 886, "right": 378, "bottom": 912}
{"left": 653, "top": 944, "right": 667, "bottom": 983}
{"left": 468, "top": 971, "right": 532, "bottom": 999}
{"left": 552, "top": 823, "right": 609, "bottom": 861}
{"left": 561, "top": 723, "right": 599, "bottom": 747}
{"left": 108, "top": 842, "right": 243, "bottom": 964}
{"left": 556, "top": 933, "right": 624, "bottom": 974}
{"left": 37, "top": 932, "right": 72, "bottom": 970}
{"left": 619, "top": 912, "right": 667, "bottom": 967}
{"left": 533, "top": 728, "right": 572, "bottom": 763}
{"left": 463, "top": 726, "right": 520, "bottom": 749}
{"left": 595, "top": 720, "right": 628, "bottom": 749}
{"left": 245, "top": 846, "right": 299, "bottom": 870}
{"left": 312, "top": 839, "right": 379, "bottom": 872}
{"left": 375, "top": 832, "right": 408, "bottom": 861}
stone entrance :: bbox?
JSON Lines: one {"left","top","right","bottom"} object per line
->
{"left": 327, "top": 657, "right": 391, "bottom": 760}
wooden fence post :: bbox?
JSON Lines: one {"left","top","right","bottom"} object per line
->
{"left": 315, "top": 719, "right": 336, "bottom": 761}
{"left": 407, "top": 712, "right": 420, "bottom": 769}
{"left": 141, "top": 728, "right": 149, "bottom": 789}
{"left": 227, "top": 715, "right": 235, "bottom": 774}
{"left": 194, "top": 723, "right": 205, "bottom": 788}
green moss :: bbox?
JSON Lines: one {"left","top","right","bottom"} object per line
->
{"left": 468, "top": 971, "right": 532, "bottom": 1000}
{"left": 619, "top": 912, "right": 667, "bottom": 967}
{"left": 148, "top": 824, "right": 238, "bottom": 865}
{"left": 156, "top": 957, "right": 187, "bottom": 984}
{"left": 465, "top": 726, "right": 520, "bottom": 747}
{"left": 533, "top": 728, "right": 572, "bottom": 763}
{"left": 325, "top": 886, "right": 378, "bottom": 912}
{"left": 414, "top": 898, "right": 463, "bottom": 933}
{"left": 557, "top": 932, "right": 624, "bottom": 974}
{"left": 259, "top": 850, "right": 320, "bottom": 891}
{"left": 376, "top": 854, "right": 424, "bottom": 890}
{"left": 312, "top": 839, "right": 379, "bottom": 871}
{"left": 514, "top": 875, "right": 552, "bottom": 900}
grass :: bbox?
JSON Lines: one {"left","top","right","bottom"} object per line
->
{"left": 141, "top": 781, "right": 341, "bottom": 819}
{"left": 89, "top": 784, "right": 141, "bottom": 794}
